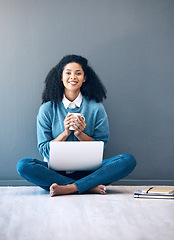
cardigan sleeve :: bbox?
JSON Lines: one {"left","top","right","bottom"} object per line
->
{"left": 37, "top": 103, "right": 53, "bottom": 160}
{"left": 92, "top": 104, "right": 110, "bottom": 147}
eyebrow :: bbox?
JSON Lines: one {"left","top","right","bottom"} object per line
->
{"left": 65, "top": 69, "right": 82, "bottom": 71}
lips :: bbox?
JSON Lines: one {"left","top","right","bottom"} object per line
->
{"left": 68, "top": 81, "right": 78, "bottom": 85}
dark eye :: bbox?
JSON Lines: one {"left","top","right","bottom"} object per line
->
{"left": 76, "top": 72, "right": 82, "bottom": 75}
{"left": 66, "top": 72, "right": 71, "bottom": 75}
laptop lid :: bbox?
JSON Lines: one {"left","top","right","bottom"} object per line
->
{"left": 48, "top": 141, "right": 104, "bottom": 171}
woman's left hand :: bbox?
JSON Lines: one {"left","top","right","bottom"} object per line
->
{"left": 73, "top": 115, "right": 86, "bottom": 137}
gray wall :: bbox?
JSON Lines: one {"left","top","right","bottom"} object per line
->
{"left": 0, "top": 0, "right": 174, "bottom": 184}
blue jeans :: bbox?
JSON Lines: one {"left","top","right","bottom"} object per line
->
{"left": 16, "top": 154, "right": 136, "bottom": 193}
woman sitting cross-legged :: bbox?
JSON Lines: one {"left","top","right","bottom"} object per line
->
{"left": 17, "top": 54, "right": 136, "bottom": 197}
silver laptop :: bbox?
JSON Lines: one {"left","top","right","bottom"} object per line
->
{"left": 48, "top": 141, "right": 104, "bottom": 171}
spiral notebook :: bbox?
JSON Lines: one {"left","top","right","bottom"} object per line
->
{"left": 134, "top": 187, "right": 174, "bottom": 199}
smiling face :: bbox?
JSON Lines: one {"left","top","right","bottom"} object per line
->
{"left": 62, "top": 62, "right": 86, "bottom": 98}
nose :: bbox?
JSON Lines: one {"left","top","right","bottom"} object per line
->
{"left": 70, "top": 73, "right": 76, "bottom": 79}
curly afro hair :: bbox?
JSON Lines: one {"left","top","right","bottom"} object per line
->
{"left": 42, "top": 54, "right": 107, "bottom": 108}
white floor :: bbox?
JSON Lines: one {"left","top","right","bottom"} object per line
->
{"left": 0, "top": 186, "right": 173, "bottom": 240}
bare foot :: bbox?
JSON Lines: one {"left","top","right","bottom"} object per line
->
{"left": 87, "top": 185, "right": 107, "bottom": 194}
{"left": 50, "top": 183, "right": 78, "bottom": 197}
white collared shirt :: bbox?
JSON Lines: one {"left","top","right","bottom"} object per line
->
{"left": 62, "top": 92, "right": 83, "bottom": 109}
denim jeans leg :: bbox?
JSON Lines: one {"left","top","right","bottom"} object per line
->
{"left": 74, "top": 154, "right": 136, "bottom": 193}
{"left": 16, "top": 158, "right": 76, "bottom": 190}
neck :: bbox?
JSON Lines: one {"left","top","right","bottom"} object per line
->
{"left": 64, "top": 90, "right": 80, "bottom": 102}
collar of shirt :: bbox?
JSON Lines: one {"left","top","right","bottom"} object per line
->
{"left": 62, "top": 92, "right": 83, "bottom": 109}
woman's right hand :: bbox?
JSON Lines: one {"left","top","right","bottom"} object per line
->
{"left": 53, "top": 113, "right": 74, "bottom": 142}
{"left": 63, "top": 112, "right": 74, "bottom": 137}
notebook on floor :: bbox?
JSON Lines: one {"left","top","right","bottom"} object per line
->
{"left": 134, "top": 187, "right": 174, "bottom": 199}
{"left": 48, "top": 141, "right": 104, "bottom": 171}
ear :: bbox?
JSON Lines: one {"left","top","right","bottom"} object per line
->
{"left": 83, "top": 76, "right": 86, "bottom": 82}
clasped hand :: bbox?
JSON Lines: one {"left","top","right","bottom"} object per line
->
{"left": 64, "top": 113, "right": 86, "bottom": 137}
